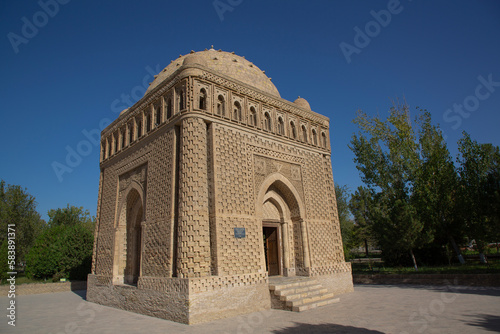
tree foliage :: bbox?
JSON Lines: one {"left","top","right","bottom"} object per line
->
{"left": 349, "top": 186, "right": 375, "bottom": 248}
{"left": 350, "top": 103, "right": 426, "bottom": 268}
{"left": 0, "top": 239, "right": 11, "bottom": 280}
{"left": 457, "top": 132, "right": 500, "bottom": 255}
{"left": 412, "top": 112, "right": 464, "bottom": 264}
{"left": 26, "top": 205, "right": 95, "bottom": 281}
{"left": 348, "top": 102, "right": 500, "bottom": 267}
{"left": 48, "top": 204, "right": 94, "bottom": 228}
{"left": 0, "top": 180, "right": 45, "bottom": 265}
{"left": 335, "top": 184, "right": 357, "bottom": 259}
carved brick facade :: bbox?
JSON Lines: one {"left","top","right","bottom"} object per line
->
{"left": 87, "top": 48, "right": 353, "bottom": 324}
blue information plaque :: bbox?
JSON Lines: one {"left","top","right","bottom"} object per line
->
{"left": 234, "top": 227, "right": 246, "bottom": 238}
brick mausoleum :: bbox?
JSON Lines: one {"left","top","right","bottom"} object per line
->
{"left": 87, "top": 47, "right": 353, "bottom": 324}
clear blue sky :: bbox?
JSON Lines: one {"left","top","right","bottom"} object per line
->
{"left": 1, "top": 0, "right": 499, "bottom": 221}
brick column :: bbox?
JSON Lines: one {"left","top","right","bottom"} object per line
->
{"left": 176, "top": 117, "right": 211, "bottom": 278}
{"left": 300, "top": 219, "right": 311, "bottom": 269}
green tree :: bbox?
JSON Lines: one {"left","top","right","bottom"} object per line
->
{"left": 0, "top": 240, "right": 11, "bottom": 281}
{"left": 335, "top": 184, "right": 357, "bottom": 259}
{"left": 485, "top": 148, "right": 500, "bottom": 245}
{"left": 26, "top": 205, "right": 95, "bottom": 281}
{"left": 47, "top": 204, "right": 94, "bottom": 228}
{"left": 349, "top": 186, "right": 376, "bottom": 258}
{"left": 349, "top": 103, "right": 427, "bottom": 270}
{"left": 0, "top": 180, "right": 45, "bottom": 267}
{"left": 25, "top": 225, "right": 64, "bottom": 280}
{"left": 412, "top": 111, "right": 464, "bottom": 264}
{"left": 457, "top": 132, "right": 500, "bottom": 262}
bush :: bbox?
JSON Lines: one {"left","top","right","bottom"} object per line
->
{"left": 0, "top": 240, "right": 11, "bottom": 281}
{"left": 380, "top": 246, "right": 413, "bottom": 267}
{"left": 26, "top": 223, "right": 93, "bottom": 281}
{"left": 413, "top": 245, "right": 452, "bottom": 266}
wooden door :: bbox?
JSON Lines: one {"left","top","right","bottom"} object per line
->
{"left": 263, "top": 226, "right": 280, "bottom": 276}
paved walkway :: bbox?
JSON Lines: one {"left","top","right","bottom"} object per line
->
{"left": 1, "top": 284, "right": 499, "bottom": 333}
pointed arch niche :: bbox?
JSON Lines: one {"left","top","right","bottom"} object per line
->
{"left": 113, "top": 182, "right": 145, "bottom": 285}
{"left": 256, "top": 172, "right": 310, "bottom": 277}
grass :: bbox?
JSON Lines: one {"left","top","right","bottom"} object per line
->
{"left": 1, "top": 273, "right": 46, "bottom": 285}
{"left": 463, "top": 248, "right": 500, "bottom": 256}
{"left": 0, "top": 272, "right": 82, "bottom": 285}
{"left": 348, "top": 251, "right": 382, "bottom": 259}
{"left": 351, "top": 261, "right": 500, "bottom": 275}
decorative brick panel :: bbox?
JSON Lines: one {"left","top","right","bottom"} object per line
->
{"left": 89, "top": 49, "right": 352, "bottom": 324}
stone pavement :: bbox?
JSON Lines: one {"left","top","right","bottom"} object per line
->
{"left": 1, "top": 284, "right": 499, "bottom": 333}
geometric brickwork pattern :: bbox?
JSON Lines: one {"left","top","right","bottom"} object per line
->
{"left": 253, "top": 152, "right": 305, "bottom": 212}
{"left": 88, "top": 48, "right": 353, "bottom": 324}
{"left": 213, "top": 125, "right": 252, "bottom": 216}
{"left": 177, "top": 117, "right": 211, "bottom": 278}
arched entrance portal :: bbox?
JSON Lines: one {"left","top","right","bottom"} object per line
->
{"left": 257, "top": 173, "right": 309, "bottom": 277}
{"left": 113, "top": 186, "right": 144, "bottom": 285}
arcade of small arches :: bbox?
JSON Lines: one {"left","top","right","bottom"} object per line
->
{"left": 101, "top": 80, "right": 329, "bottom": 162}
{"left": 195, "top": 88, "right": 328, "bottom": 148}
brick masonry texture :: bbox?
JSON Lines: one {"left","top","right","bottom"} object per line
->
{"left": 88, "top": 48, "right": 353, "bottom": 324}
{"left": 177, "top": 117, "right": 211, "bottom": 278}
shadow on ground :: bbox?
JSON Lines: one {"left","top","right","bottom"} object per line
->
{"left": 271, "top": 322, "right": 384, "bottom": 333}
{"left": 71, "top": 289, "right": 87, "bottom": 300}
{"left": 465, "top": 314, "right": 500, "bottom": 332}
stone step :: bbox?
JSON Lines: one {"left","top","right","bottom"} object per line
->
{"left": 269, "top": 277, "right": 341, "bottom": 313}
{"left": 275, "top": 284, "right": 324, "bottom": 297}
{"left": 269, "top": 279, "right": 318, "bottom": 291}
{"left": 291, "top": 297, "right": 340, "bottom": 312}
{"left": 286, "top": 291, "right": 335, "bottom": 307}
{"left": 281, "top": 288, "right": 329, "bottom": 302}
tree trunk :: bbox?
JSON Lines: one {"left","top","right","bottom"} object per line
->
{"left": 445, "top": 244, "right": 452, "bottom": 266}
{"left": 450, "top": 236, "right": 465, "bottom": 264}
{"left": 410, "top": 249, "right": 418, "bottom": 271}
{"left": 364, "top": 239, "right": 372, "bottom": 271}
{"left": 477, "top": 240, "right": 488, "bottom": 264}
{"left": 479, "top": 253, "right": 488, "bottom": 264}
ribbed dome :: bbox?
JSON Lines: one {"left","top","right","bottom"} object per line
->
{"left": 294, "top": 97, "right": 311, "bottom": 110}
{"left": 145, "top": 48, "right": 280, "bottom": 98}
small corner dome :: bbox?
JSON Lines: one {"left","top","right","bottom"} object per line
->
{"left": 183, "top": 54, "right": 207, "bottom": 67}
{"left": 294, "top": 97, "right": 311, "bottom": 110}
{"left": 120, "top": 108, "right": 129, "bottom": 116}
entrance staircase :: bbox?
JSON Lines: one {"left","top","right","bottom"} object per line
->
{"left": 268, "top": 276, "right": 340, "bottom": 312}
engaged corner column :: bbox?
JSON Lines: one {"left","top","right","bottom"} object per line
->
{"left": 300, "top": 219, "right": 311, "bottom": 270}
{"left": 176, "top": 117, "right": 211, "bottom": 278}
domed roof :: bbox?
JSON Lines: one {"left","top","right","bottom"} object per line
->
{"left": 294, "top": 97, "right": 311, "bottom": 110}
{"left": 183, "top": 53, "right": 207, "bottom": 67}
{"left": 145, "top": 48, "right": 280, "bottom": 98}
